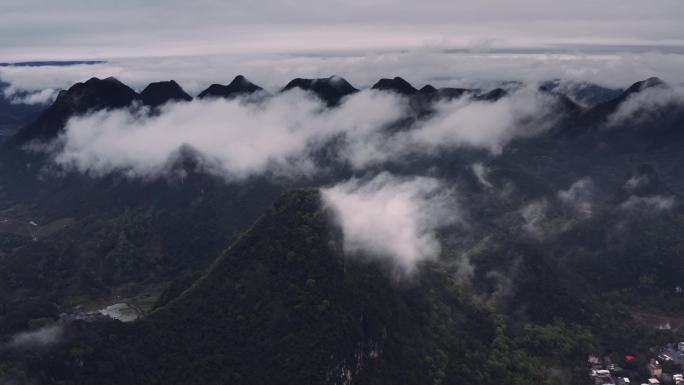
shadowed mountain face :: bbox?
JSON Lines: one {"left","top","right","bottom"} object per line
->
{"left": 140, "top": 80, "right": 192, "bottom": 107}
{"left": 197, "top": 75, "right": 263, "bottom": 99}
{"left": 541, "top": 76, "right": 684, "bottom": 140}
{"left": 580, "top": 77, "right": 670, "bottom": 124}
{"left": 8, "top": 77, "right": 139, "bottom": 146}
{"left": 282, "top": 76, "right": 358, "bottom": 106}
{"left": 417, "top": 85, "right": 475, "bottom": 101}
{"left": 371, "top": 77, "right": 418, "bottom": 95}
{"left": 623, "top": 77, "right": 668, "bottom": 96}
{"left": 540, "top": 79, "right": 623, "bottom": 107}
{"left": 43, "top": 190, "right": 550, "bottom": 385}
{"left": 474, "top": 88, "right": 507, "bottom": 102}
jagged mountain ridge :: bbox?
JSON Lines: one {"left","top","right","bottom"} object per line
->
{"left": 5, "top": 75, "right": 678, "bottom": 149}
{"left": 540, "top": 79, "right": 623, "bottom": 107}
{"left": 371, "top": 76, "right": 418, "bottom": 95}
{"left": 282, "top": 75, "right": 359, "bottom": 106}
{"left": 197, "top": 75, "right": 263, "bottom": 99}
{"left": 140, "top": 80, "right": 193, "bottom": 107}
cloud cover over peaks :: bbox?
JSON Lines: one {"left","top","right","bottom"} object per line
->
{"left": 48, "top": 86, "right": 560, "bottom": 179}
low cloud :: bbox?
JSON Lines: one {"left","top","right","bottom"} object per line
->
{"left": 557, "top": 178, "right": 595, "bottom": 217}
{"left": 53, "top": 89, "right": 406, "bottom": 179}
{"left": 471, "top": 162, "right": 493, "bottom": 188}
{"left": 5, "top": 324, "right": 63, "bottom": 350}
{"left": 520, "top": 199, "right": 549, "bottom": 240}
{"left": 624, "top": 174, "right": 650, "bottom": 191}
{"left": 49, "top": 87, "right": 557, "bottom": 179}
{"left": 607, "top": 86, "right": 684, "bottom": 127}
{"left": 406, "top": 88, "right": 559, "bottom": 154}
{"left": 321, "top": 173, "right": 461, "bottom": 275}
{"left": 620, "top": 195, "right": 676, "bottom": 211}
{"left": 7, "top": 88, "right": 58, "bottom": 105}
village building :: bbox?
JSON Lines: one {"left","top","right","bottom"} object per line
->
{"left": 589, "top": 355, "right": 600, "bottom": 365}
{"left": 674, "top": 373, "right": 684, "bottom": 385}
{"left": 648, "top": 359, "right": 663, "bottom": 379}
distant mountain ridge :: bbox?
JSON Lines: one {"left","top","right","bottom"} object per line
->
{"left": 282, "top": 76, "right": 358, "bottom": 106}
{"left": 540, "top": 79, "right": 623, "bottom": 107}
{"left": 197, "top": 75, "right": 263, "bottom": 99}
{"left": 371, "top": 77, "right": 418, "bottom": 95}
{"left": 4, "top": 75, "right": 681, "bottom": 148}
{"left": 140, "top": 80, "right": 192, "bottom": 107}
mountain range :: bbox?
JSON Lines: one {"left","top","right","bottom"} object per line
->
{"left": 0, "top": 73, "right": 683, "bottom": 385}
{"left": 5, "top": 74, "right": 675, "bottom": 149}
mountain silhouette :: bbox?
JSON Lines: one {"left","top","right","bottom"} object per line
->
{"left": 282, "top": 75, "right": 358, "bottom": 106}
{"left": 9, "top": 77, "right": 139, "bottom": 145}
{"left": 141, "top": 80, "right": 192, "bottom": 107}
{"left": 197, "top": 75, "right": 263, "bottom": 99}
{"left": 371, "top": 77, "right": 418, "bottom": 95}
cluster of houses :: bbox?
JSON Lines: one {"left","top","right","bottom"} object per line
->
{"left": 589, "top": 342, "right": 684, "bottom": 385}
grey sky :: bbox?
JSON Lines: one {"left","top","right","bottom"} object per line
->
{"left": 1, "top": 0, "right": 684, "bottom": 92}
{"left": 2, "top": 0, "right": 684, "bottom": 60}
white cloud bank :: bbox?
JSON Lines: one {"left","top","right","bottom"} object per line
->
{"left": 408, "top": 88, "right": 558, "bottom": 154}
{"left": 321, "top": 173, "right": 460, "bottom": 275}
{"left": 53, "top": 89, "right": 406, "bottom": 178}
{"left": 50, "top": 87, "right": 558, "bottom": 179}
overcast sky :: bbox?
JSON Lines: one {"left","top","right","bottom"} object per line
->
{"left": 3, "top": 0, "right": 684, "bottom": 59}
{"left": 1, "top": 0, "right": 684, "bottom": 90}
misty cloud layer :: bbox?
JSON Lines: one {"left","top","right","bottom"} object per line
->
{"left": 3, "top": 49, "right": 684, "bottom": 100}
{"left": 4, "top": 325, "right": 63, "bottom": 350}
{"left": 49, "top": 87, "right": 560, "bottom": 179}
{"left": 620, "top": 195, "right": 677, "bottom": 211}
{"left": 53, "top": 89, "right": 405, "bottom": 178}
{"left": 557, "top": 178, "right": 595, "bottom": 217}
{"left": 1, "top": 86, "right": 58, "bottom": 105}
{"left": 322, "top": 173, "right": 460, "bottom": 275}
{"left": 2, "top": 0, "right": 684, "bottom": 108}
{"left": 408, "top": 88, "right": 558, "bottom": 154}
{"left": 607, "top": 86, "right": 684, "bottom": 127}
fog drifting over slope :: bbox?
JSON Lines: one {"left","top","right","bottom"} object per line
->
{"left": 322, "top": 173, "right": 460, "bottom": 275}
